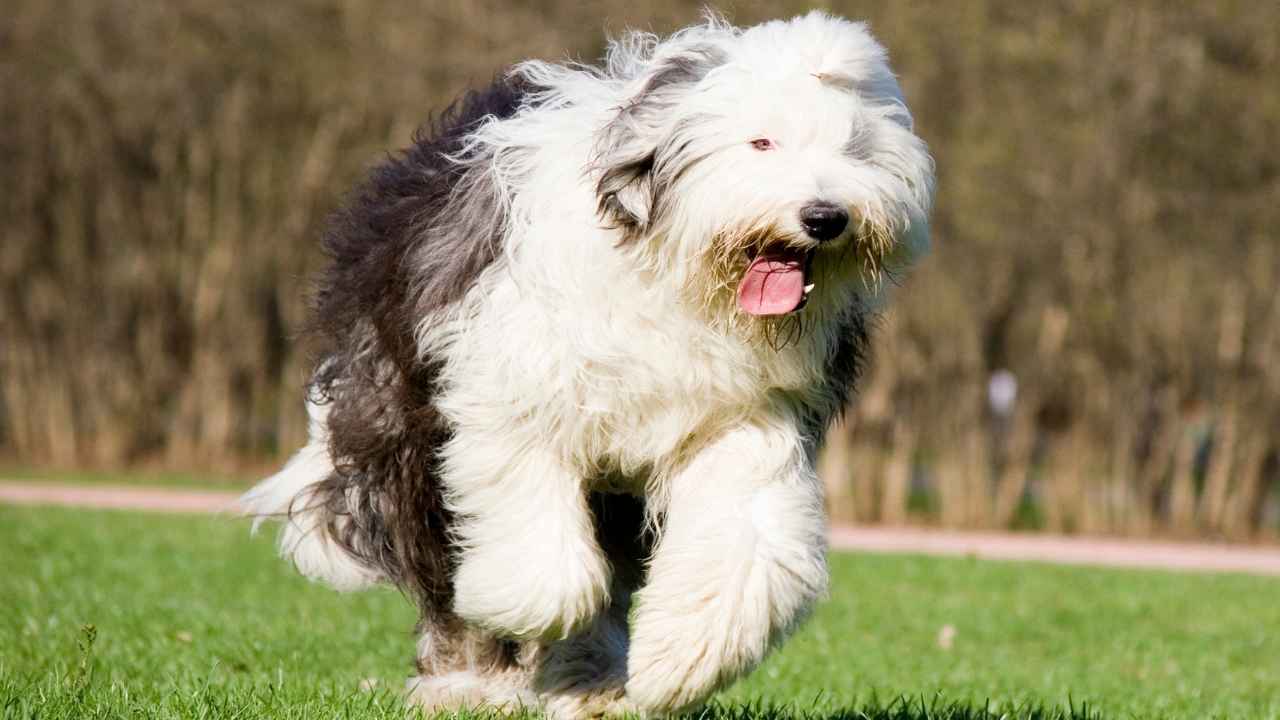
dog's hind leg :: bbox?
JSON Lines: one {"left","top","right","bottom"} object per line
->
{"left": 441, "top": 429, "right": 612, "bottom": 642}
{"left": 407, "top": 616, "right": 538, "bottom": 713}
{"left": 624, "top": 421, "right": 828, "bottom": 714}
{"left": 534, "top": 597, "right": 633, "bottom": 720}
{"left": 409, "top": 608, "right": 633, "bottom": 720}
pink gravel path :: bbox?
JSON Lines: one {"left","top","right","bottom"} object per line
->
{"left": 0, "top": 481, "right": 242, "bottom": 514}
{"left": 3, "top": 481, "right": 1279, "bottom": 576}
{"left": 828, "top": 525, "right": 1280, "bottom": 577}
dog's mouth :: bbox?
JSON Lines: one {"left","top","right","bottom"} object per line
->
{"left": 736, "top": 245, "right": 816, "bottom": 316}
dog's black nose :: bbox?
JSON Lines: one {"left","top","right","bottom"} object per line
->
{"left": 799, "top": 202, "right": 849, "bottom": 242}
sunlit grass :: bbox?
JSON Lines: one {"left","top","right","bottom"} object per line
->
{"left": 2, "top": 505, "right": 1278, "bottom": 719}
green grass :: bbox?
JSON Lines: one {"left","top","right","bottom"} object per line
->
{"left": 2, "top": 506, "right": 1278, "bottom": 720}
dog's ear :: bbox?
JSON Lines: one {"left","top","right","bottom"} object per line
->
{"left": 594, "top": 44, "right": 726, "bottom": 237}
{"left": 596, "top": 139, "right": 657, "bottom": 232}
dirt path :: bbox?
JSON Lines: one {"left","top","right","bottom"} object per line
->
{"left": 4, "top": 480, "right": 1279, "bottom": 576}
{"left": 827, "top": 525, "right": 1280, "bottom": 576}
{"left": 0, "top": 481, "right": 243, "bottom": 514}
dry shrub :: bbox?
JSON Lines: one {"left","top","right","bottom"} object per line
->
{"left": 2, "top": 1, "right": 1277, "bottom": 536}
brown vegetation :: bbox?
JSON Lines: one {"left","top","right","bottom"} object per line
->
{"left": 2, "top": 0, "right": 1277, "bottom": 537}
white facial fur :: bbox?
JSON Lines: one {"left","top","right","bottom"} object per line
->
{"left": 590, "top": 13, "right": 934, "bottom": 310}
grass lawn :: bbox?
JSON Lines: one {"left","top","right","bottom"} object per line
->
{"left": 2, "top": 506, "right": 1278, "bottom": 720}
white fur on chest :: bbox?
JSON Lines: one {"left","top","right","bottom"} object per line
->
{"left": 430, "top": 217, "right": 832, "bottom": 491}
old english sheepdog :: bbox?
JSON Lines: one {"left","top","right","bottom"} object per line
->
{"left": 244, "top": 11, "right": 933, "bottom": 718}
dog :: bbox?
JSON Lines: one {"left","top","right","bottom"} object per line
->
{"left": 244, "top": 11, "right": 933, "bottom": 718}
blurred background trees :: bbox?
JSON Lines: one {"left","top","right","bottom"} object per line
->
{"left": 2, "top": 0, "right": 1277, "bottom": 537}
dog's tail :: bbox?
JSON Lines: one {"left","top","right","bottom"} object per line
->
{"left": 241, "top": 398, "right": 383, "bottom": 591}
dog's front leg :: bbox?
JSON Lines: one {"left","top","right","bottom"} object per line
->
{"left": 625, "top": 421, "right": 828, "bottom": 714}
{"left": 444, "top": 432, "right": 612, "bottom": 641}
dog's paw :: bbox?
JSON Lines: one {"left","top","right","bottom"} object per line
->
{"left": 624, "top": 647, "right": 707, "bottom": 714}
{"left": 452, "top": 536, "right": 611, "bottom": 641}
{"left": 626, "top": 587, "right": 782, "bottom": 715}
{"left": 407, "top": 670, "right": 537, "bottom": 713}
{"left": 624, "top": 609, "right": 735, "bottom": 714}
{"left": 542, "top": 684, "right": 636, "bottom": 720}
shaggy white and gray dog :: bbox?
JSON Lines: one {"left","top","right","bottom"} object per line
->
{"left": 244, "top": 11, "right": 933, "bottom": 718}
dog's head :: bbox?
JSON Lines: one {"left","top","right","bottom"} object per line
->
{"left": 594, "top": 12, "right": 934, "bottom": 326}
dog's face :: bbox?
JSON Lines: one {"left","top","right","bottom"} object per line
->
{"left": 595, "top": 13, "right": 934, "bottom": 324}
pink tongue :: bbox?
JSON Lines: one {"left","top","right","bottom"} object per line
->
{"left": 737, "top": 254, "right": 806, "bottom": 316}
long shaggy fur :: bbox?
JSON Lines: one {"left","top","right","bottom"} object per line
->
{"left": 245, "top": 11, "right": 933, "bottom": 718}
{"left": 308, "top": 73, "right": 535, "bottom": 610}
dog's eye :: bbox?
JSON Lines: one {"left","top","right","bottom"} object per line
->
{"left": 749, "top": 138, "right": 776, "bottom": 151}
